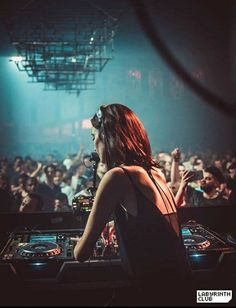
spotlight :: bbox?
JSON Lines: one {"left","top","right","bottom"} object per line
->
{"left": 10, "top": 56, "right": 24, "bottom": 63}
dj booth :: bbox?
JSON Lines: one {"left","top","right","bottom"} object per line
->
{"left": 0, "top": 206, "right": 236, "bottom": 306}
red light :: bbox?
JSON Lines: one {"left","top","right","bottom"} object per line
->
{"left": 128, "top": 70, "right": 141, "bottom": 80}
{"left": 82, "top": 119, "right": 92, "bottom": 129}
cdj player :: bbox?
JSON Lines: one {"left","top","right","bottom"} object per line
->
{"left": 1, "top": 221, "right": 236, "bottom": 282}
{"left": 0, "top": 229, "right": 118, "bottom": 261}
{"left": 0, "top": 228, "right": 121, "bottom": 282}
{"left": 181, "top": 221, "right": 236, "bottom": 270}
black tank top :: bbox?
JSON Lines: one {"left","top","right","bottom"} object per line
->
{"left": 114, "top": 167, "right": 190, "bottom": 282}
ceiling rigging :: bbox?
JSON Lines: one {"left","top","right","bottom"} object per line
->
{"left": 3, "top": 0, "right": 121, "bottom": 96}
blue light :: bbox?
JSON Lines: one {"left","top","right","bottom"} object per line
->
{"left": 181, "top": 227, "right": 192, "bottom": 236}
{"left": 190, "top": 253, "right": 207, "bottom": 258}
{"left": 29, "top": 235, "right": 57, "bottom": 243}
{"left": 30, "top": 262, "right": 47, "bottom": 266}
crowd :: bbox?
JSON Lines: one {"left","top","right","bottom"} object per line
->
{"left": 0, "top": 103, "right": 235, "bottom": 307}
{"left": 0, "top": 146, "right": 235, "bottom": 213}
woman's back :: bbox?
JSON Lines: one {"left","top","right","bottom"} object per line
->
{"left": 113, "top": 166, "right": 192, "bottom": 305}
{"left": 114, "top": 166, "right": 190, "bottom": 280}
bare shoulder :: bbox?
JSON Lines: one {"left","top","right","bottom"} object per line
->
{"left": 97, "top": 167, "right": 127, "bottom": 192}
{"left": 122, "top": 165, "right": 165, "bottom": 180}
{"left": 94, "top": 167, "right": 128, "bottom": 205}
{"left": 106, "top": 166, "right": 125, "bottom": 176}
{"left": 101, "top": 166, "right": 125, "bottom": 182}
{"left": 107, "top": 165, "right": 147, "bottom": 182}
{"left": 153, "top": 167, "right": 166, "bottom": 181}
{"left": 98, "top": 166, "right": 142, "bottom": 193}
{"left": 100, "top": 165, "right": 165, "bottom": 188}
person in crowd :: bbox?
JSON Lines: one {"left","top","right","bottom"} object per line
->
{"left": 25, "top": 176, "right": 39, "bottom": 194}
{"left": 24, "top": 158, "right": 43, "bottom": 178}
{"left": 63, "top": 154, "right": 74, "bottom": 171}
{"left": 182, "top": 154, "right": 198, "bottom": 171}
{"left": 210, "top": 157, "right": 227, "bottom": 195}
{"left": 71, "top": 163, "right": 88, "bottom": 194}
{"left": 0, "top": 156, "right": 12, "bottom": 177}
{"left": 212, "top": 158, "right": 223, "bottom": 170}
{"left": 169, "top": 147, "right": 205, "bottom": 195}
{"left": 19, "top": 192, "right": 43, "bottom": 213}
{"left": 73, "top": 161, "right": 108, "bottom": 198}
{"left": 73, "top": 104, "right": 191, "bottom": 305}
{"left": 63, "top": 144, "right": 86, "bottom": 173}
{"left": 45, "top": 153, "right": 57, "bottom": 166}
{"left": 168, "top": 147, "right": 182, "bottom": 195}
{"left": 226, "top": 162, "right": 236, "bottom": 204}
{"left": 10, "top": 157, "right": 27, "bottom": 194}
{"left": 0, "top": 173, "right": 15, "bottom": 212}
{"left": 41, "top": 164, "right": 56, "bottom": 188}
{"left": 156, "top": 152, "right": 172, "bottom": 182}
{"left": 73, "top": 177, "right": 94, "bottom": 198}
{"left": 12, "top": 173, "right": 29, "bottom": 211}
{"left": 37, "top": 164, "right": 61, "bottom": 211}
{"left": 53, "top": 168, "right": 74, "bottom": 206}
{"left": 82, "top": 154, "right": 94, "bottom": 178}
{"left": 53, "top": 192, "right": 70, "bottom": 212}
{"left": 175, "top": 166, "right": 228, "bottom": 207}
{"left": 96, "top": 161, "right": 108, "bottom": 186}
{"left": 228, "top": 162, "right": 236, "bottom": 182}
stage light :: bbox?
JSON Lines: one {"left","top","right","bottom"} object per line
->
{"left": 10, "top": 56, "right": 24, "bottom": 63}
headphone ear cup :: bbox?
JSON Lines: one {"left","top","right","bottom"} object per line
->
{"left": 100, "top": 131, "right": 105, "bottom": 139}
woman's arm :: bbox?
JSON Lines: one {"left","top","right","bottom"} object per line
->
{"left": 73, "top": 167, "right": 124, "bottom": 262}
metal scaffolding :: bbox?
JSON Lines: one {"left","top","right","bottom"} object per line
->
{"left": 5, "top": 0, "right": 120, "bottom": 95}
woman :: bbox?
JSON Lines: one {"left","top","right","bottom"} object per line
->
{"left": 74, "top": 104, "right": 191, "bottom": 305}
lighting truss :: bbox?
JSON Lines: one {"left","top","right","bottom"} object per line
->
{"left": 6, "top": 1, "right": 119, "bottom": 95}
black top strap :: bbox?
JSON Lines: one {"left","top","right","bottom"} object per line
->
{"left": 147, "top": 170, "right": 176, "bottom": 213}
{"left": 119, "top": 166, "right": 176, "bottom": 217}
{"left": 119, "top": 166, "right": 134, "bottom": 182}
{"left": 118, "top": 166, "right": 184, "bottom": 239}
{"left": 117, "top": 166, "right": 182, "bottom": 241}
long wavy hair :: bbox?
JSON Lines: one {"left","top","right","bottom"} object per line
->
{"left": 91, "top": 104, "right": 158, "bottom": 170}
